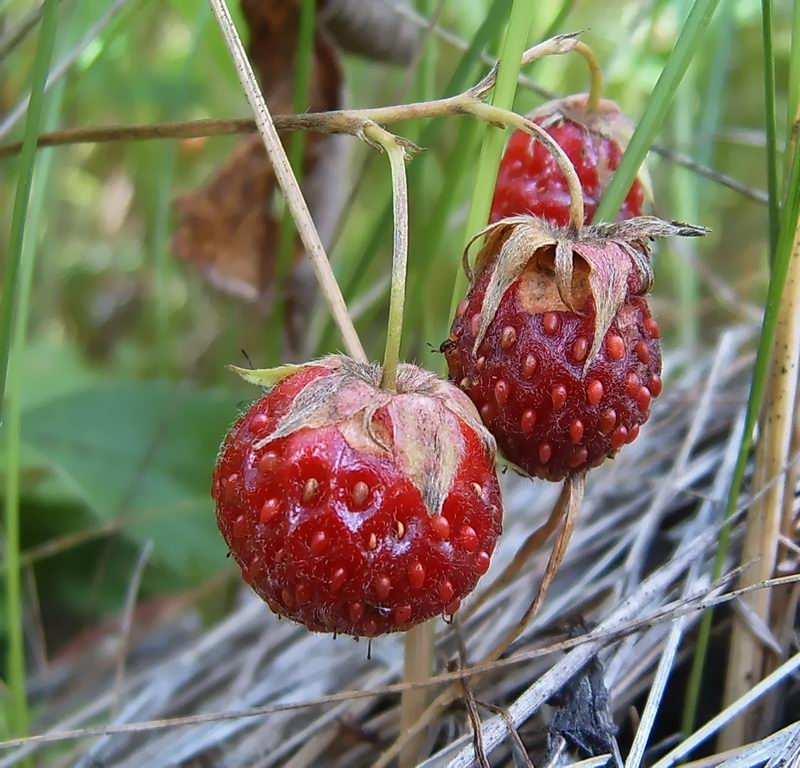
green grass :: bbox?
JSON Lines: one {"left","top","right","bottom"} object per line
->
{"left": 447, "top": 0, "right": 538, "bottom": 318}
{"left": 593, "top": 0, "right": 721, "bottom": 222}
{"left": 760, "top": 0, "right": 779, "bottom": 261}
{"left": 1, "top": 0, "right": 60, "bottom": 739}
{"left": 683, "top": 117, "right": 800, "bottom": 736}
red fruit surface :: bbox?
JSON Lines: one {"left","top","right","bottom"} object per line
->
{"left": 490, "top": 117, "right": 645, "bottom": 227}
{"left": 444, "top": 268, "right": 662, "bottom": 481}
{"left": 212, "top": 363, "right": 503, "bottom": 636}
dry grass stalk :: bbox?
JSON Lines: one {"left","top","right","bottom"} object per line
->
{"left": 721, "top": 223, "right": 800, "bottom": 748}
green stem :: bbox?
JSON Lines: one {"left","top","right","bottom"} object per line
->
{"left": 575, "top": 41, "right": 603, "bottom": 112}
{"left": 270, "top": 0, "right": 316, "bottom": 364}
{"left": 366, "top": 127, "right": 410, "bottom": 391}
{"left": 593, "top": 0, "right": 721, "bottom": 222}
{"left": 682, "top": 127, "right": 800, "bottom": 735}
{"left": 447, "top": 0, "right": 537, "bottom": 319}
{"left": 785, "top": 0, "right": 800, "bottom": 180}
{"left": 761, "top": 0, "right": 779, "bottom": 262}
{"left": 151, "top": 8, "right": 210, "bottom": 376}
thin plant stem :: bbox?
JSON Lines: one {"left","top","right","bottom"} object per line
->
{"left": 593, "top": 0, "right": 721, "bottom": 222}
{"left": 321, "top": 0, "right": 512, "bottom": 359}
{"left": 574, "top": 41, "right": 602, "bottom": 112}
{"left": 365, "top": 127, "right": 412, "bottom": 391}
{"left": 447, "top": 0, "right": 537, "bottom": 318}
{"left": 683, "top": 129, "right": 800, "bottom": 733}
{"left": 151, "top": 8, "right": 210, "bottom": 376}
{"left": 761, "top": 0, "right": 779, "bottom": 260}
{"left": 1, "top": 0, "right": 60, "bottom": 739}
{"left": 206, "top": 0, "right": 366, "bottom": 363}
{"left": 269, "top": 0, "right": 316, "bottom": 364}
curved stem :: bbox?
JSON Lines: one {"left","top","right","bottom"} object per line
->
{"left": 466, "top": 100, "right": 585, "bottom": 229}
{"left": 207, "top": 0, "right": 367, "bottom": 364}
{"left": 364, "top": 125, "right": 412, "bottom": 391}
{"left": 574, "top": 41, "right": 603, "bottom": 112}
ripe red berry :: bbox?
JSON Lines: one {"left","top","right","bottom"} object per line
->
{"left": 490, "top": 96, "right": 649, "bottom": 227}
{"left": 444, "top": 217, "right": 707, "bottom": 481}
{"left": 212, "top": 357, "right": 503, "bottom": 636}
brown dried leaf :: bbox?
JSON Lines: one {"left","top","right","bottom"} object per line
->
{"left": 172, "top": 2, "right": 346, "bottom": 307}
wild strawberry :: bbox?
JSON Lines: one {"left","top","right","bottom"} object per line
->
{"left": 490, "top": 96, "right": 651, "bottom": 227}
{"left": 212, "top": 356, "right": 503, "bottom": 636}
{"left": 444, "top": 216, "right": 707, "bottom": 481}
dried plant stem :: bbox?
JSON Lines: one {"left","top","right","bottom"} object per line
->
{"left": 484, "top": 472, "right": 585, "bottom": 661}
{"left": 0, "top": 118, "right": 768, "bottom": 204}
{"left": 206, "top": 0, "right": 366, "bottom": 364}
{"left": 461, "top": 487, "right": 571, "bottom": 622}
{"left": 374, "top": 473, "right": 586, "bottom": 768}
{"left": 400, "top": 623, "right": 433, "bottom": 768}
{"left": 720, "top": 222, "right": 800, "bottom": 749}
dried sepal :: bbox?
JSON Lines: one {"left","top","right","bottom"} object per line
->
{"left": 468, "top": 217, "right": 559, "bottom": 355}
{"left": 467, "top": 215, "right": 709, "bottom": 369}
{"left": 247, "top": 355, "right": 496, "bottom": 516}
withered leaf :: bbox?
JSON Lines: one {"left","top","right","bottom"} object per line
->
{"left": 172, "top": 1, "right": 346, "bottom": 308}
{"left": 546, "top": 637, "right": 617, "bottom": 760}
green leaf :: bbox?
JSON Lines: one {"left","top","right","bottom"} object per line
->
{"left": 20, "top": 382, "right": 241, "bottom": 581}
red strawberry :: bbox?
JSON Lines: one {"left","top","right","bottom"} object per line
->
{"left": 490, "top": 96, "right": 650, "bottom": 227}
{"left": 443, "top": 217, "right": 707, "bottom": 481}
{"left": 212, "top": 356, "right": 503, "bottom": 636}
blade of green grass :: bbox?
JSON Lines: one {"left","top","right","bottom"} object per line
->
{"left": 541, "top": 0, "right": 577, "bottom": 38}
{"left": 269, "top": 0, "right": 316, "bottom": 364}
{"left": 315, "top": 0, "right": 512, "bottom": 358}
{"left": 669, "top": 60, "right": 700, "bottom": 347}
{"left": 1, "top": 0, "right": 60, "bottom": 739}
{"left": 682, "top": 126, "right": 800, "bottom": 735}
{"left": 695, "top": 0, "right": 735, "bottom": 172}
{"left": 151, "top": 8, "right": 210, "bottom": 376}
{"left": 786, "top": 0, "right": 800, "bottom": 172}
{"left": 446, "top": 0, "right": 537, "bottom": 319}
{"left": 761, "top": 0, "right": 779, "bottom": 261}
{"left": 0, "top": 2, "right": 60, "bottom": 423}
{"left": 593, "top": 0, "right": 721, "bottom": 222}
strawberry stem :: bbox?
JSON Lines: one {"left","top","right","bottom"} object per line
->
{"left": 575, "top": 41, "right": 603, "bottom": 112}
{"left": 364, "top": 125, "right": 414, "bottom": 391}
{"left": 467, "top": 102, "right": 585, "bottom": 230}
